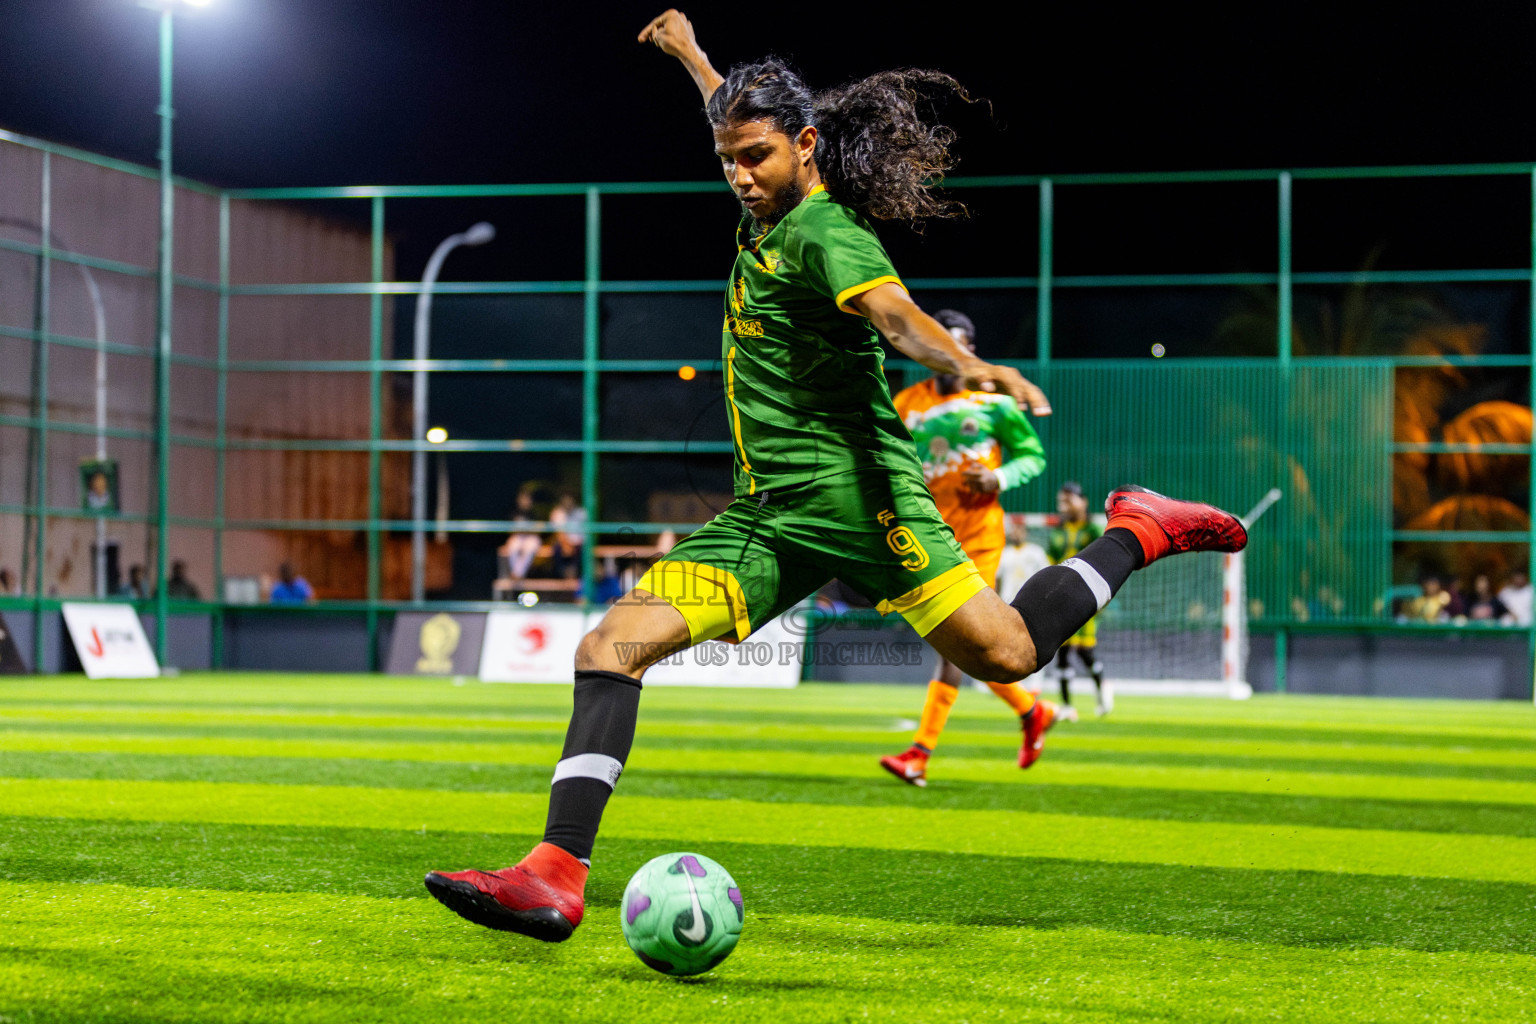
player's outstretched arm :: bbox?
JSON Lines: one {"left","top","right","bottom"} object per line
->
{"left": 854, "top": 283, "right": 1053, "bottom": 416}
{"left": 638, "top": 10, "right": 724, "bottom": 102}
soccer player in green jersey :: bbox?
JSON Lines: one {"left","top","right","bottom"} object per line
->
{"left": 425, "top": 9, "right": 1248, "bottom": 944}
{"left": 1049, "top": 481, "right": 1113, "bottom": 716}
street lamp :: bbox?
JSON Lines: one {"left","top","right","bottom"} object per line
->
{"left": 0, "top": 220, "right": 110, "bottom": 596}
{"left": 411, "top": 222, "right": 495, "bottom": 602}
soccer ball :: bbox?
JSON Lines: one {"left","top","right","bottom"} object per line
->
{"left": 620, "top": 852, "right": 743, "bottom": 976}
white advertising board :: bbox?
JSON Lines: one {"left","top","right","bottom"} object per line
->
{"left": 478, "top": 609, "right": 590, "bottom": 683}
{"left": 61, "top": 602, "right": 160, "bottom": 679}
{"left": 642, "top": 612, "right": 801, "bottom": 688}
{"left": 477, "top": 607, "right": 803, "bottom": 688}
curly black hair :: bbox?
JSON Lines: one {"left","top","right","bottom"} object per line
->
{"left": 705, "top": 57, "right": 976, "bottom": 225}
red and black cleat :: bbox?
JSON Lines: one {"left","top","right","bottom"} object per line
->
{"left": 1105, "top": 485, "right": 1247, "bottom": 567}
{"left": 1018, "top": 698, "right": 1059, "bottom": 769}
{"left": 425, "top": 843, "right": 586, "bottom": 943}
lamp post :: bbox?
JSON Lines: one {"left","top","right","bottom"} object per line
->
{"left": 411, "top": 223, "right": 495, "bottom": 602}
{"left": 0, "top": 220, "right": 109, "bottom": 596}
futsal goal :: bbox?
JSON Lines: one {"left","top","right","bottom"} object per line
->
{"left": 1018, "top": 489, "right": 1279, "bottom": 700}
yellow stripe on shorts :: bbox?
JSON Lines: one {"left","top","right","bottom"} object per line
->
{"left": 635, "top": 560, "right": 752, "bottom": 645}
{"left": 875, "top": 562, "right": 989, "bottom": 637}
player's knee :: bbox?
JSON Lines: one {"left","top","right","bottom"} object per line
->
{"left": 573, "top": 627, "right": 612, "bottom": 673}
{"left": 970, "top": 635, "right": 1035, "bottom": 685}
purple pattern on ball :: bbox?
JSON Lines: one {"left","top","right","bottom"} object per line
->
{"left": 626, "top": 892, "right": 651, "bottom": 925}
{"left": 676, "top": 855, "right": 707, "bottom": 877}
{"left": 727, "top": 887, "right": 744, "bottom": 920}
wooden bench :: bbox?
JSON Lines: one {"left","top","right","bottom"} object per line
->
{"left": 491, "top": 577, "right": 581, "bottom": 601}
{"left": 491, "top": 543, "right": 670, "bottom": 600}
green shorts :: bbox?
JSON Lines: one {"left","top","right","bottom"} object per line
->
{"left": 636, "top": 471, "right": 986, "bottom": 643}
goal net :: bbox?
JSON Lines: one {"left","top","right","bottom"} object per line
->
{"left": 1019, "top": 497, "right": 1270, "bottom": 699}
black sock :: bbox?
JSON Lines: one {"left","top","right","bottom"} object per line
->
{"left": 1056, "top": 651, "right": 1072, "bottom": 704}
{"left": 543, "top": 669, "right": 641, "bottom": 863}
{"left": 1012, "top": 529, "right": 1142, "bottom": 666}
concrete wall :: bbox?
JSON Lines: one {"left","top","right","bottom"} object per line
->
{"left": 1247, "top": 631, "right": 1530, "bottom": 700}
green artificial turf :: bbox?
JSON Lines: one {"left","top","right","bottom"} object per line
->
{"left": 1, "top": 676, "right": 1534, "bottom": 1022}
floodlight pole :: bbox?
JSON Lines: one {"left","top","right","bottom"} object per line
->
{"left": 153, "top": 4, "right": 174, "bottom": 659}
{"left": 411, "top": 223, "right": 494, "bottom": 602}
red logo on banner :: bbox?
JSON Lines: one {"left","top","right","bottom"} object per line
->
{"left": 86, "top": 627, "right": 105, "bottom": 658}
{"left": 518, "top": 625, "right": 548, "bottom": 654}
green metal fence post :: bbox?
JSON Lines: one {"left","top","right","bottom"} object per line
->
{"left": 1277, "top": 171, "right": 1294, "bottom": 634}
{"left": 31, "top": 152, "right": 51, "bottom": 673}
{"left": 1277, "top": 172, "right": 1292, "bottom": 369}
{"left": 367, "top": 195, "right": 384, "bottom": 668}
{"left": 1529, "top": 169, "right": 1536, "bottom": 703}
{"left": 1036, "top": 179, "right": 1053, "bottom": 376}
{"left": 1274, "top": 627, "right": 1288, "bottom": 694}
{"left": 153, "top": 6, "right": 175, "bottom": 662}
{"left": 213, "top": 193, "right": 229, "bottom": 667}
{"left": 1034, "top": 178, "right": 1053, "bottom": 502}
{"left": 582, "top": 187, "right": 601, "bottom": 601}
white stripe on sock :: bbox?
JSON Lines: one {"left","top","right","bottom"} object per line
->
{"left": 1061, "top": 557, "right": 1112, "bottom": 610}
{"left": 551, "top": 753, "right": 624, "bottom": 789}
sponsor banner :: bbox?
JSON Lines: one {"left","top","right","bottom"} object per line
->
{"left": 385, "top": 612, "right": 487, "bottom": 677}
{"left": 478, "top": 609, "right": 590, "bottom": 683}
{"left": 477, "top": 607, "right": 804, "bottom": 687}
{"left": 642, "top": 613, "right": 800, "bottom": 688}
{"left": 0, "top": 612, "right": 26, "bottom": 674}
{"left": 61, "top": 602, "right": 159, "bottom": 679}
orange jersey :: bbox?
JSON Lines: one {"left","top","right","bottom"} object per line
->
{"left": 893, "top": 379, "right": 1046, "bottom": 580}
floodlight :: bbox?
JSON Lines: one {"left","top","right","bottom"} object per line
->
{"left": 426, "top": 427, "right": 449, "bottom": 444}
{"left": 463, "top": 222, "right": 496, "bottom": 246}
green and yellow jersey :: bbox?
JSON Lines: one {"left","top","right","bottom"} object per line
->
{"left": 1047, "top": 520, "right": 1103, "bottom": 564}
{"left": 723, "top": 185, "right": 919, "bottom": 497}
{"left": 1048, "top": 518, "right": 1104, "bottom": 645}
{"left": 636, "top": 185, "right": 989, "bottom": 645}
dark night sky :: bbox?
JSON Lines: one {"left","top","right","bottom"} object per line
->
{"left": 4, "top": 1, "right": 1536, "bottom": 188}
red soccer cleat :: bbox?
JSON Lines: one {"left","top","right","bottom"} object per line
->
{"left": 1105, "top": 485, "right": 1247, "bottom": 567}
{"left": 879, "top": 746, "right": 930, "bottom": 788}
{"left": 1019, "top": 698, "right": 1060, "bottom": 769}
{"left": 424, "top": 842, "right": 587, "bottom": 942}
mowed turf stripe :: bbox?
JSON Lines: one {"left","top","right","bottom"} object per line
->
{"left": 5, "top": 723, "right": 1534, "bottom": 787}
{"left": 2, "top": 777, "right": 1535, "bottom": 884}
{"left": 2, "top": 679, "right": 1530, "bottom": 741}
{"left": 4, "top": 704, "right": 1534, "bottom": 766}
{"left": 3, "top": 880, "right": 1535, "bottom": 1024}
{"left": 9, "top": 733, "right": 1536, "bottom": 810}
{"left": 7, "top": 817, "right": 1535, "bottom": 955}
{"left": 8, "top": 749, "right": 1536, "bottom": 838}
{"left": 6, "top": 707, "right": 1533, "bottom": 770}
{"left": 4, "top": 696, "right": 1533, "bottom": 751}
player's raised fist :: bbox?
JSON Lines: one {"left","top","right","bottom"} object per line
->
{"left": 638, "top": 10, "right": 700, "bottom": 60}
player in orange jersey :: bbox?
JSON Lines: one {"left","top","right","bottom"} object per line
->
{"left": 879, "top": 310, "right": 1066, "bottom": 786}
